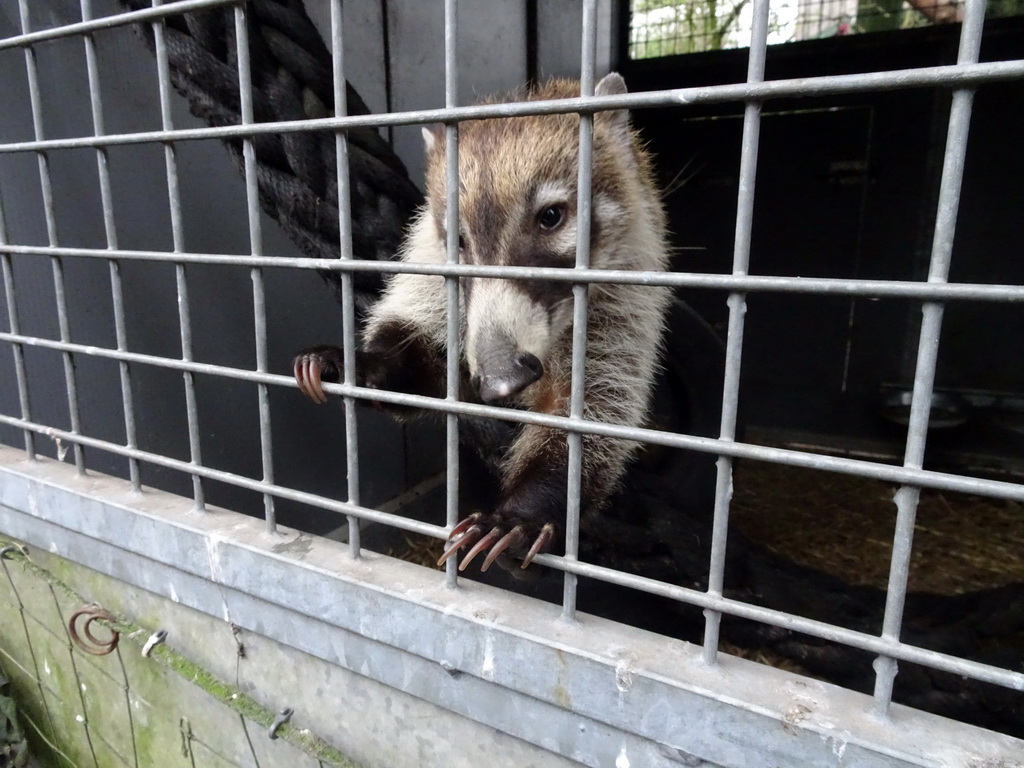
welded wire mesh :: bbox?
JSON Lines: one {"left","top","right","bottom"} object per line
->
{"left": 0, "top": 0, "right": 1023, "bottom": 758}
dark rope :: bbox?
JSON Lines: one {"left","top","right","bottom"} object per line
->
{"left": 119, "top": 0, "right": 423, "bottom": 318}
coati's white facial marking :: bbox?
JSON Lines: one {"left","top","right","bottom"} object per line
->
{"left": 466, "top": 280, "right": 550, "bottom": 373}
{"left": 534, "top": 181, "right": 569, "bottom": 209}
{"left": 465, "top": 277, "right": 561, "bottom": 403}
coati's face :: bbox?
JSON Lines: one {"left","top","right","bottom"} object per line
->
{"left": 422, "top": 76, "right": 641, "bottom": 404}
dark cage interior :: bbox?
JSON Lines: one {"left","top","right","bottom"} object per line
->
{"left": 0, "top": 0, "right": 1023, "bottom": 764}
{"left": 613, "top": 8, "right": 1024, "bottom": 737}
{"left": 624, "top": 15, "right": 1024, "bottom": 475}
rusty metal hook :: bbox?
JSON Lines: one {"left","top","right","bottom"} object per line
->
{"left": 68, "top": 605, "right": 119, "bottom": 656}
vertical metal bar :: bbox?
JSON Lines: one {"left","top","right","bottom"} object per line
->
{"left": 525, "top": 0, "right": 539, "bottom": 88}
{"left": 561, "top": 0, "right": 598, "bottom": 623}
{"left": 0, "top": 193, "right": 35, "bottom": 458}
{"left": 234, "top": 5, "right": 276, "bottom": 532}
{"left": 331, "top": 0, "right": 361, "bottom": 556}
{"left": 18, "top": 0, "right": 86, "bottom": 474}
{"left": 701, "top": 0, "right": 770, "bottom": 665}
{"left": 871, "top": 0, "right": 985, "bottom": 716}
{"left": 379, "top": 0, "right": 395, "bottom": 147}
{"left": 444, "top": 0, "right": 461, "bottom": 587}
{"left": 152, "top": 0, "right": 204, "bottom": 511}
{"left": 81, "top": 0, "right": 141, "bottom": 491}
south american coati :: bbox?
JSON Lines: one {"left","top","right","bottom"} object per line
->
{"left": 294, "top": 72, "right": 672, "bottom": 572}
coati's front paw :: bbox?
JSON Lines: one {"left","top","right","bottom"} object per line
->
{"left": 437, "top": 511, "right": 557, "bottom": 572}
{"left": 293, "top": 346, "right": 345, "bottom": 404}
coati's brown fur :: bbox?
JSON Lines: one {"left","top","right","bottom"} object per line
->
{"left": 294, "top": 73, "right": 671, "bottom": 571}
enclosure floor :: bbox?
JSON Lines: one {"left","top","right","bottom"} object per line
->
{"left": 731, "top": 460, "right": 1024, "bottom": 594}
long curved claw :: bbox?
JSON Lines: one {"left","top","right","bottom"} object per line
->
{"left": 458, "top": 528, "right": 504, "bottom": 572}
{"left": 521, "top": 523, "right": 555, "bottom": 569}
{"left": 447, "top": 513, "right": 482, "bottom": 541}
{"left": 481, "top": 526, "right": 524, "bottom": 572}
{"left": 294, "top": 356, "right": 327, "bottom": 403}
{"left": 306, "top": 358, "right": 326, "bottom": 403}
{"left": 437, "top": 525, "right": 483, "bottom": 566}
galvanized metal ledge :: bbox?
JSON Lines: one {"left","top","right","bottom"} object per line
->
{"left": 0, "top": 446, "right": 1019, "bottom": 768}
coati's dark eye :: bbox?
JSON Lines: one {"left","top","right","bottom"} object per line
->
{"left": 537, "top": 204, "right": 566, "bottom": 231}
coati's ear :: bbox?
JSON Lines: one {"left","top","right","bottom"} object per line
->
{"left": 421, "top": 123, "right": 444, "bottom": 154}
{"left": 595, "top": 72, "right": 629, "bottom": 139}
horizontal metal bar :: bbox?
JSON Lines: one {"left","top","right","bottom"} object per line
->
{"left": 0, "top": 441, "right": 1021, "bottom": 701}
{"left": 4, "top": 451, "right": 1021, "bottom": 765}
{"left": 0, "top": 60, "right": 1022, "bottom": 154}
{"left": 0, "top": 0, "right": 243, "bottom": 51}
{"left": 1, "top": 243, "right": 1022, "bottom": 302}
{"left": 2, "top": 329, "right": 1023, "bottom": 504}
{"left": 0, "top": 413, "right": 444, "bottom": 540}
{"left": 551, "top": 554, "right": 1024, "bottom": 693}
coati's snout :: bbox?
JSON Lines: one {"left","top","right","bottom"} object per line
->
{"left": 473, "top": 347, "right": 543, "bottom": 403}
{"left": 465, "top": 279, "right": 555, "bottom": 403}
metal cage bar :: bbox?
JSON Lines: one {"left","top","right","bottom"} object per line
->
{"left": 80, "top": 0, "right": 141, "bottom": 492}
{"left": 3, "top": 60, "right": 1024, "bottom": 155}
{"left": 0, "top": 196, "right": 34, "bottom": 459}
{"left": 443, "top": 0, "right": 462, "bottom": 587}
{"left": 561, "top": 0, "right": 599, "bottom": 623}
{"left": 330, "top": 0, "right": 362, "bottom": 558}
{"left": 233, "top": 4, "right": 277, "bottom": 532}
{"left": 871, "top": 0, "right": 987, "bottom": 715}
{"left": 701, "top": 0, "right": 770, "bottom": 666}
{"left": 1, "top": 241, "right": 1022, "bottom": 301}
{"left": 3, "top": 325, "right": 1024, "bottom": 505}
{"left": 17, "top": 0, "right": 86, "bottom": 475}
{"left": 0, "top": 0, "right": 242, "bottom": 52}
{"left": 151, "top": 0, "right": 205, "bottom": 511}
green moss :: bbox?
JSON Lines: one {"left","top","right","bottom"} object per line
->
{"left": 0, "top": 539, "right": 362, "bottom": 768}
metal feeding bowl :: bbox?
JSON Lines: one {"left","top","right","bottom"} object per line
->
{"left": 882, "top": 390, "right": 971, "bottom": 429}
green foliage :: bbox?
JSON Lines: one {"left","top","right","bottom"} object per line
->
{"left": 0, "top": 678, "right": 29, "bottom": 768}
{"left": 630, "top": 0, "right": 1024, "bottom": 59}
{"left": 630, "top": 0, "right": 753, "bottom": 57}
